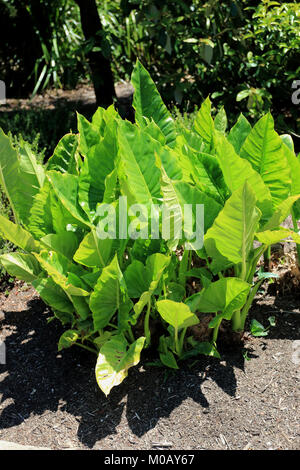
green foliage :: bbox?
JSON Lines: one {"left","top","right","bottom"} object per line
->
{"left": 0, "top": 61, "right": 299, "bottom": 395}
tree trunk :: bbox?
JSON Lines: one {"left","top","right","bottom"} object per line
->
{"left": 74, "top": 0, "right": 115, "bottom": 107}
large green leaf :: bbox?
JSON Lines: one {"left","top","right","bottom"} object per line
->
{"left": 95, "top": 334, "right": 145, "bottom": 396}
{"left": 204, "top": 181, "right": 261, "bottom": 274}
{"left": 256, "top": 228, "right": 300, "bottom": 246}
{"left": 259, "top": 195, "right": 300, "bottom": 232}
{"left": 34, "top": 250, "right": 89, "bottom": 297}
{"left": 117, "top": 120, "right": 161, "bottom": 208}
{"left": 156, "top": 300, "right": 199, "bottom": 330}
{"left": 73, "top": 229, "right": 114, "bottom": 268}
{"left": 0, "top": 252, "right": 41, "bottom": 282}
{"left": 281, "top": 142, "right": 300, "bottom": 219}
{"left": 124, "top": 260, "right": 151, "bottom": 298}
{"left": 47, "top": 171, "right": 91, "bottom": 229}
{"left": 131, "top": 60, "right": 176, "bottom": 147}
{"left": 33, "top": 277, "right": 75, "bottom": 314}
{"left": 47, "top": 133, "right": 81, "bottom": 175}
{"left": 41, "top": 232, "right": 79, "bottom": 260}
{"left": 78, "top": 121, "right": 118, "bottom": 217}
{"left": 193, "top": 97, "right": 214, "bottom": 146}
{"left": 174, "top": 138, "right": 228, "bottom": 204}
{"left": 214, "top": 133, "right": 272, "bottom": 220}
{"left": 77, "top": 113, "right": 100, "bottom": 156}
{"left": 91, "top": 105, "right": 118, "bottom": 136}
{"left": 240, "top": 113, "right": 291, "bottom": 208}
{"left": 227, "top": 113, "right": 252, "bottom": 154}
{"left": 90, "top": 254, "right": 132, "bottom": 330}
{"left": 58, "top": 330, "right": 79, "bottom": 351}
{"left": 187, "top": 278, "right": 251, "bottom": 319}
{"left": 27, "top": 179, "right": 54, "bottom": 239}
{"left": 0, "top": 214, "right": 39, "bottom": 252}
{"left": 214, "top": 106, "right": 227, "bottom": 134}
{"left": 0, "top": 129, "right": 19, "bottom": 221}
{"left": 17, "top": 142, "right": 45, "bottom": 225}
{"left": 0, "top": 131, "right": 44, "bottom": 225}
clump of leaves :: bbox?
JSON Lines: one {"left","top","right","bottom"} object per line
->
{"left": 0, "top": 60, "right": 299, "bottom": 396}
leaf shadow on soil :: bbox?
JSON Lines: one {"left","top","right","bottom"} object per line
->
{"left": 0, "top": 294, "right": 298, "bottom": 448}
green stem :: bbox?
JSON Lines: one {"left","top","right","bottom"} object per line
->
{"left": 174, "top": 326, "right": 179, "bottom": 355}
{"left": 178, "top": 327, "right": 187, "bottom": 357}
{"left": 264, "top": 246, "right": 271, "bottom": 271}
{"left": 231, "top": 310, "right": 242, "bottom": 332}
{"left": 75, "top": 342, "right": 98, "bottom": 355}
{"left": 212, "top": 317, "right": 222, "bottom": 343}
{"left": 126, "top": 326, "right": 135, "bottom": 343}
{"left": 240, "top": 278, "right": 264, "bottom": 330}
{"left": 179, "top": 249, "right": 189, "bottom": 287}
{"left": 144, "top": 300, "right": 151, "bottom": 347}
{"left": 163, "top": 278, "right": 167, "bottom": 299}
{"left": 292, "top": 209, "right": 300, "bottom": 266}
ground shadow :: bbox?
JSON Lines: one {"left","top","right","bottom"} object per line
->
{"left": 0, "top": 296, "right": 249, "bottom": 448}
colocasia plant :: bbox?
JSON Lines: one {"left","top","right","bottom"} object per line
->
{"left": 0, "top": 61, "right": 299, "bottom": 396}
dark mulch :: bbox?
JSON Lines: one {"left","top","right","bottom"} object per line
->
{"left": 0, "top": 283, "right": 299, "bottom": 450}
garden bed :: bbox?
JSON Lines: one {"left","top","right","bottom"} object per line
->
{"left": 0, "top": 283, "right": 299, "bottom": 450}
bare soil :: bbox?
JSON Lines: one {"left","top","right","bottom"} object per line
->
{"left": 0, "top": 281, "right": 299, "bottom": 451}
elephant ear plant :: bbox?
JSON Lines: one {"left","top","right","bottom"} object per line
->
{"left": 0, "top": 60, "right": 299, "bottom": 396}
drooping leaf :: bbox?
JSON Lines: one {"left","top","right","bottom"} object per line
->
{"left": 34, "top": 250, "right": 89, "bottom": 297}
{"left": 58, "top": 330, "right": 79, "bottom": 351}
{"left": 259, "top": 195, "right": 300, "bottom": 232}
{"left": 95, "top": 334, "right": 145, "bottom": 396}
{"left": 256, "top": 228, "right": 300, "bottom": 245}
{"left": 0, "top": 252, "right": 41, "bottom": 282}
{"left": 0, "top": 214, "right": 40, "bottom": 252}
{"left": 33, "top": 277, "right": 75, "bottom": 314}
